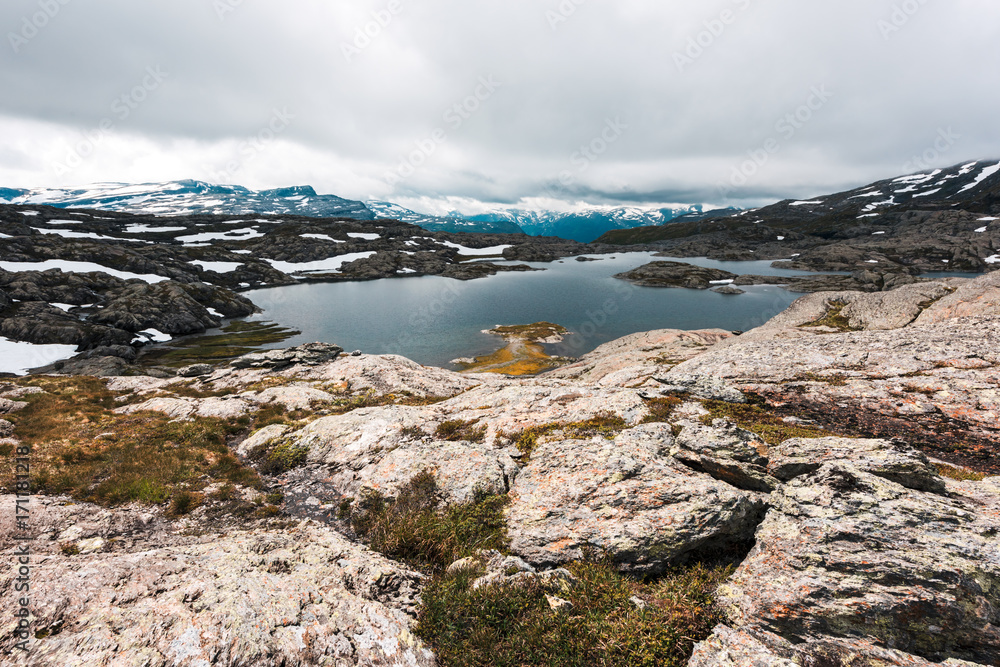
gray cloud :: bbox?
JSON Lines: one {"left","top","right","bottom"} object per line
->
{"left": 2, "top": 0, "right": 998, "bottom": 209}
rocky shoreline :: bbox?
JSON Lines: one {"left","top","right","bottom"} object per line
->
{"left": 0, "top": 271, "right": 997, "bottom": 664}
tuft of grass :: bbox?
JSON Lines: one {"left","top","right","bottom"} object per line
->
{"left": 641, "top": 396, "right": 684, "bottom": 424}
{"left": 416, "top": 557, "right": 735, "bottom": 667}
{"left": 801, "top": 301, "right": 860, "bottom": 333}
{"left": 934, "top": 462, "right": 986, "bottom": 482}
{"left": 248, "top": 439, "right": 310, "bottom": 476}
{"left": 435, "top": 419, "right": 488, "bottom": 443}
{"left": 699, "top": 399, "right": 831, "bottom": 445}
{"left": 348, "top": 471, "right": 509, "bottom": 573}
{"left": 168, "top": 489, "right": 204, "bottom": 517}
{"left": 59, "top": 542, "right": 80, "bottom": 556}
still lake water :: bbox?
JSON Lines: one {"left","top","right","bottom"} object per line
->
{"left": 244, "top": 253, "right": 843, "bottom": 368}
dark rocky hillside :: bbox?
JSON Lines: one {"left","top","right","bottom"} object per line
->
{"left": 598, "top": 160, "right": 1000, "bottom": 274}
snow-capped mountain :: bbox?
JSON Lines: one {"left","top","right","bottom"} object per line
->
{"left": 364, "top": 201, "right": 525, "bottom": 235}
{"left": 0, "top": 181, "right": 374, "bottom": 220}
{"left": 460, "top": 205, "right": 721, "bottom": 242}
{"left": 0, "top": 180, "right": 729, "bottom": 242}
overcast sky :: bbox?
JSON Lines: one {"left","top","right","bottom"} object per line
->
{"left": 2, "top": 0, "right": 998, "bottom": 213}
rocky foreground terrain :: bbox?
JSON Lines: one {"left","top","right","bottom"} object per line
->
{"left": 0, "top": 272, "right": 998, "bottom": 665}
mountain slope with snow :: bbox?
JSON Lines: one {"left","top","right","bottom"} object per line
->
{"left": 0, "top": 181, "right": 374, "bottom": 221}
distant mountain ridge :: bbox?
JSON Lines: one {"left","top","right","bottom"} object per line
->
{"left": 0, "top": 180, "right": 375, "bottom": 220}
{"left": 459, "top": 205, "right": 721, "bottom": 242}
{"left": 0, "top": 180, "right": 724, "bottom": 241}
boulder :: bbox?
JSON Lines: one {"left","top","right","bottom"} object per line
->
{"left": 767, "top": 436, "right": 946, "bottom": 493}
{"left": 719, "top": 464, "right": 1000, "bottom": 665}
{"left": 505, "top": 424, "right": 765, "bottom": 573}
{"left": 89, "top": 281, "right": 255, "bottom": 335}
{"left": 229, "top": 342, "right": 343, "bottom": 370}
{"left": 0, "top": 520, "right": 435, "bottom": 666}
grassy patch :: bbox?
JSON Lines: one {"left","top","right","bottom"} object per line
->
{"left": 416, "top": 558, "right": 734, "bottom": 667}
{"left": 489, "top": 322, "right": 568, "bottom": 342}
{"left": 435, "top": 419, "right": 488, "bottom": 443}
{"left": 793, "top": 372, "right": 850, "bottom": 386}
{"left": 935, "top": 462, "right": 986, "bottom": 482}
{"left": 347, "top": 471, "right": 509, "bottom": 572}
{"left": 699, "top": 399, "right": 831, "bottom": 445}
{"left": 1, "top": 376, "right": 262, "bottom": 506}
{"left": 801, "top": 301, "right": 860, "bottom": 333}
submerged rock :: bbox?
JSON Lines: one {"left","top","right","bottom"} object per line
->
{"left": 613, "top": 261, "right": 738, "bottom": 289}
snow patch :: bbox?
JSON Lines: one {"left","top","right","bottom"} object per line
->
{"left": 974, "top": 227, "right": 988, "bottom": 233}
{"left": 347, "top": 232, "right": 381, "bottom": 240}
{"left": 790, "top": 200, "right": 824, "bottom": 206}
{"left": 438, "top": 241, "right": 512, "bottom": 256}
{"left": 960, "top": 161, "right": 1000, "bottom": 193}
{"left": 0, "top": 260, "right": 168, "bottom": 283}
{"left": 124, "top": 224, "right": 186, "bottom": 233}
{"left": 134, "top": 329, "right": 172, "bottom": 343}
{"left": 872, "top": 231, "right": 886, "bottom": 235}
{"left": 189, "top": 260, "right": 243, "bottom": 273}
{"left": 985, "top": 255, "right": 1000, "bottom": 264}
{"left": 263, "top": 251, "right": 377, "bottom": 274}
{"left": 175, "top": 228, "right": 265, "bottom": 244}
{"left": 0, "top": 337, "right": 80, "bottom": 375}
{"left": 302, "top": 233, "right": 345, "bottom": 243}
